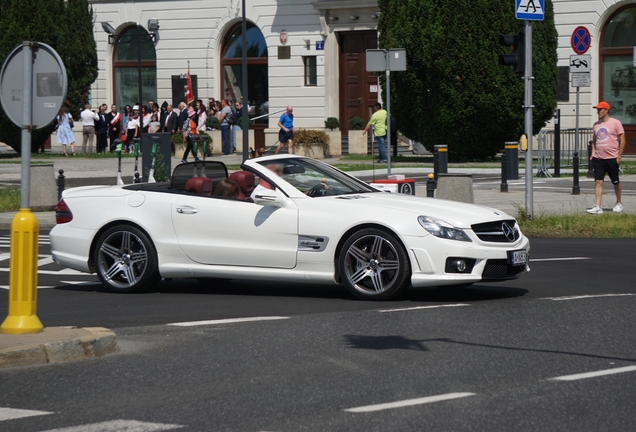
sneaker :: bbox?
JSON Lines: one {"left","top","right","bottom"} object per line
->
{"left": 378, "top": 160, "right": 387, "bottom": 164}
{"left": 181, "top": 159, "right": 187, "bottom": 164}
{"left": 613, "top": 203, "right": 623, "bottom": 213}
{"left": 586, "top": 205, "right": 603, "bottom": 214}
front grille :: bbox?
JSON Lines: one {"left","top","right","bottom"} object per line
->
{"left": 471, "top": 219, "right": 519, "bottom": 243}
{"left": 482, "top": 259, "right": 526, "bottom": 280}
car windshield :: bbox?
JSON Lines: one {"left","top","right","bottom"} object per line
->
{"left": 256, "top": 158, "right": 378, "bottom": 197}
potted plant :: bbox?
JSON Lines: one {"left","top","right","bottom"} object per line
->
{"left": 293, "top": 129, "right": 330, "bottom": 158}
{"left": 348, "top": 116, "right": 367, "bottom": 155}
{"left": 324, "top": 117, "right": 342, "bottom": 156}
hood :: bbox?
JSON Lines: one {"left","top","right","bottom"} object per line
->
{"left": 329, "top": 193, "right": 515, "bottom": 228}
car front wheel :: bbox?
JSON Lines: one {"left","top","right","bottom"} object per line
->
{"left": 339, "top": 228, "right": 411, "bottom": 300}
{"left": 94, "top": 225, "right": 161, "bottom": 293}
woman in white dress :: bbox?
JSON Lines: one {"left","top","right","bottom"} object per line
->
{"left": 56, "top": 106, "right": 76, "bottom": 156}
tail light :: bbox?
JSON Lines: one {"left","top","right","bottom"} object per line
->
{"left": 55, "top": 199, "right": 73, "bottom": 224}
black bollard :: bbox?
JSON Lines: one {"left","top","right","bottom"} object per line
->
{"left": 57, "top": 169, "right": 65, "bottom": 201}
{"left": 434, "top": 144, "right": 448, "bottom": 185}
{"left": 426, "top": 174, "right": 435, "bottom": 198}
{"left": 500, "top": 150, "right": 508, "bottom": 192}
{"left": 587, "top": 141, "right": 594, "bottom": 178}
{"left": 572, "top": 151, "right": 580, "bottom": 195}
{"left": 554, "top": 108, "right": 561, "bottom": 178}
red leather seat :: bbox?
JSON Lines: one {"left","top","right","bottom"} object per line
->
{"left": 229, "top": 171, "right": 255, "bottom": 200}
{"left": 184, "top": 177, "right": 213, "bottom": 196}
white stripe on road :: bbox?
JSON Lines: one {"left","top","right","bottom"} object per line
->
{"left": 0, "top": 285, "right": 56, "bottom": 290}
{"left": 344, "top": 392, "right": 476, "bottom": 413}
{"left": 0, "top": 407, "right": 53, "bottom": 421}
{"left": 60, "top": 280, "right": 101, "bottom": 286}
{"left": 542, "top": 293, "right": 634, "bottom": 301}
{"left": 39, "top": 419, "right": 184, "bottom": 432}
{"left": 549, "top": 365, "right": 636, "bottom": 382}
{"left": 168, "top": 316, "right": 290, "bottom": 327}
{"left": 379, "top": 304, "right": 470, "bottom": 313}
{"left": 531, "top": 257, "right": 591, "bottom": 262}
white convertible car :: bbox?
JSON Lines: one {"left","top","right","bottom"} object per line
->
{"left": 50, "top": 155, "right": 530, "bottom": 300}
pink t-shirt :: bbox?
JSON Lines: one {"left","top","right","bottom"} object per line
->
{"left": 593, "top": 117, "right": 624, "bottom": 159}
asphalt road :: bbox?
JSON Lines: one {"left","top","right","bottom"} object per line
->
{"left": 0, "top": 233, "right": 635, "bottom": 431}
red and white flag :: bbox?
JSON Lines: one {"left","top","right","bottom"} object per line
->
{"left": 185, "top": 66, "right": 194, "bottom": 104}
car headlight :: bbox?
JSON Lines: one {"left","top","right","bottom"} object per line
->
{"left": 417, "top": 216, "right": 472, "bottom": 242}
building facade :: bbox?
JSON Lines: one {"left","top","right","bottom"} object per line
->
{"left": 89, "top": 0, "right": 636, "bottom": 153}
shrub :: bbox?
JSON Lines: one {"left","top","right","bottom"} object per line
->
{"left": 206, "top": 115, "right": 220, "bottom": 130}
{"left": 325, "top": 117, "right": 341, "bottom": 131}
{"left": 349, "top": 117, "right": 365, "bottom": 130}
{"left": 294, "top": 129, "right": 331, "bottom": 157}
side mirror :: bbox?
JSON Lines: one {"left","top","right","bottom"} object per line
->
{"left": 253, "top": 188, "right": 285, "bottom": 207}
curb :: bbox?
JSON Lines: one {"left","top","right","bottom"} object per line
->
{"left": 0, "top": 327, "right": 117, "bottom": 368}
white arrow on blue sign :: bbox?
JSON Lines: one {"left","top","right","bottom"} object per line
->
{"left": 516, "top": 0, "right": 545, "bottom": 21}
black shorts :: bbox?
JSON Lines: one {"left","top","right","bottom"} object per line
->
{"left": 279, "top": 129, "right": 294, "bottom": 143}
{"left": 592, "top": 157, "right": 620, "bottom": 184}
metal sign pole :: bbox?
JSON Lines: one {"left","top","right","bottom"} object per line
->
{"left": 524, "top": 21, "right": 534, "bottom": 219}
{"left": 241, "top": 0, "right": 249, "bottom": 162}
{"left": 21, "top": 42, "right": 33, "bottom": 208}
{"left": 573, "top": 85, "right": 580, "bottom": 194}
{"left": 386, "top": 50, "right": 391, "bottom": 175}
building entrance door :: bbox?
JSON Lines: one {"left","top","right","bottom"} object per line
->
{"left": 339, "top": 31, "right": 378, "bottom": 133}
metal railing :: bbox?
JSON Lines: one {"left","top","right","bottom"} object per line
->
{"left": 537, "top": 128, "right": 593, "bottom": 177}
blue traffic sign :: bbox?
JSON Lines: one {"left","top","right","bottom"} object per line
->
{"left": 516, "top": 0, "right": 545, "bottom": 21}
{"left": 571, "top": 27, "right": 591, "bottom": 55}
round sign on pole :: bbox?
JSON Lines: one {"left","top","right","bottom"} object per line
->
{"left": 0, "top": 42, "right": 67, "bottom": 129}
{"left": 571, "top": 26, "right": 591, "bottom": 55}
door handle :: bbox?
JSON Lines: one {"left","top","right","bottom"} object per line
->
{"left": 176, "top": 206, "right": 198, "bottom": 214}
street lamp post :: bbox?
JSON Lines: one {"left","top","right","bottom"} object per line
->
{"left": 241, "top": 0, "right": 249, "bottom": 161}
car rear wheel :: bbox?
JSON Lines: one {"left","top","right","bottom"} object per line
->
{"left": 94, "top": 225, "right": 160, "bottom": 293}
{"left": 339, "top": 228, "right": 411, "bottom": 300}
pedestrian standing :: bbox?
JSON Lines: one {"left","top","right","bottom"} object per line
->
{"left": 55, "top": 106, "right": 76, "bottom": 156}
{"left": 196, "top": 100, "right": 207, "bottom": 132}
{"left": 160, "top": 101, "right": 169, "bottom": 127}
{"left": 362, "top": 102, "right": 388, "bottom": 163}
{"left": 80, "top": 103, "right": 99, "bottom": 155}
{"left": 142, "top": 105, "right": 151, "bottom": 134}
{"left": 177, "top": 102, "right": 188, "bottom": 140}
{"left": 105, "top": 104, "right": 122, "bottom": 152}
{"left": 126, "top": 105, "right": 140, "bottom": 153}
{"left": 163, "top": 105, "right": 178, "bottom": 134}
{"left": 95, "top": 104, "right": 108, "bottom": 153}
{"left": 275, "top": 106, "right": 295, "bottom": 154}
{"left": 149, "top": 113, "right": 161, "bottom": 133}
{"left": 587, "top": 101, "right": 626, "bottom": 214}
{"left": 232, "top": 100, "right": 243, "bottom": 153}
{"left": 219, "top": 99, "right": 233, "bottom": 155}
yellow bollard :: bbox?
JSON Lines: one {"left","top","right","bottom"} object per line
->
{"left": 1, "top": 208, "right": 43, "bottom": 334}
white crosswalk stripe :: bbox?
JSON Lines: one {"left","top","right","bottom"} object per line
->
{"left": 0, "top": 407, "right": 53, "bottom": 421}
{"left": 0, "top": 235, "right": 50, "bottom": 248}
{"left": 39, "top": 419, "right": 184, "bottom": 432}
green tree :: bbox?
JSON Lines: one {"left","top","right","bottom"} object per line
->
{"left": 0, "top": 0, "right": 98, "bottom": 153}
{"left": 378, "top": 0, "right": 558, "bottom": 160}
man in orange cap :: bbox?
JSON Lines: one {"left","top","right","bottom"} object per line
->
{"left": 587, "top": 101, "right": 626, "bottom": 214}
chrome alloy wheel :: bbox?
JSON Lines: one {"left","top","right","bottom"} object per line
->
{"left": 343, "top": 235, "right": 401, "bottom": 295}
{"left": 97, "top": 231, "right": 148, "bottom": 289}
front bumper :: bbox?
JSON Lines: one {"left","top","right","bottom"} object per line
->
{"left": 405, "top": 233, "right": 530, "bottom": 288}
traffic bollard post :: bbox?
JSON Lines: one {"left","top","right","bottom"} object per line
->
{"left": 57, "top": 169, "right": 65, "bottom": 201}
{"left": 505, "top": 142, "right": 519, "bottom": 180}
{"left": 433, "top": 145, "right": 448, "bottom": 185}
{"left": 572, "top": 151, "right": 580, "bottom": 195}
{"left": 500, "top": 150, "right": 508, "bottom": 192}
{"left": 587, "top": 141, "right": 594, "bottom": 178}
{"left": 426, "top": 173, "right": 435, "bottom": 198}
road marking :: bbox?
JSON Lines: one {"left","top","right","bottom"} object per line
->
{"left": 0, "top": 407, "right": 53, "bottom": 421}
{"left": 60, "top": 280, "right": 101, "bottom": 286}
{"left": 379, "top": 304, "right": 470, "bottom": 313}
{"left": 0, "top": 253, "right": 9, "bottom": 263}
{"left": 531, "top": 257, "right": 591, "bottom": 262}
{"left": 344, "top": 392, "right": 476, "bottom": 413}
{"left": 542, "top": 293, "right": 634, "bottom": 301}
{"left": 0, "top": 285, "right": 56, "bottom": 290}
{"left": 549, "top": 365, "right": 636, "bottom": 382}
{"left": 39, "top": 419, "right": 184, "bottom": 431}
{"left": 168, "top": 316, "right": 290, "bottom": 327}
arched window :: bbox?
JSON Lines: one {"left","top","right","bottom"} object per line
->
{"left": 221, "top": 23, "right": 268, "bottom": 124}
{"left": 113, "top": 26, "right": 157, "bottom": 107}
{"left": 600, "top": 7, "right": 636, "bottom": 126}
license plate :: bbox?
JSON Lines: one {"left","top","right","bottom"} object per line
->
{"left": 508, "top": 249, "right": 527, "bottom": 266}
